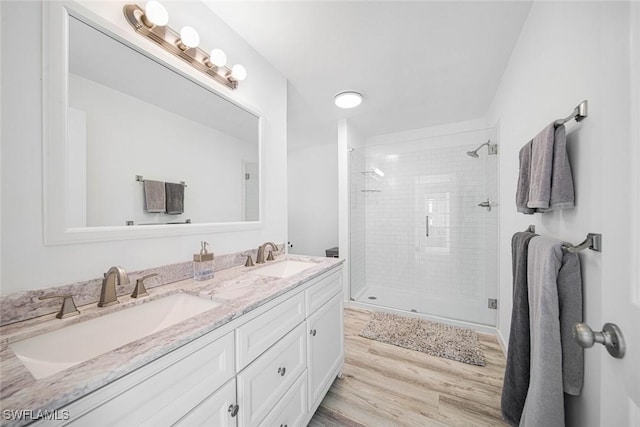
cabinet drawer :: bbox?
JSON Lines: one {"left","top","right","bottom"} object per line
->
{"left": 259, "top": 371, "right": 308, "bottom": 427}
{"left": 237, "top": 322, "right": 307, "bottom": 427}
{"left": 175, "top": 379, "right": 237, "bottom": 427}
{"left": 64, "top": 332, "right": 235, "bottom": 427}
{"left": 305, "top": 269, "right": 342, "bottom": 315}
{"left": 236, "top": 292, "right": 305, "bottom": 370}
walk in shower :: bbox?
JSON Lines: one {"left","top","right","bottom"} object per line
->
{"left": 349, "top": 128, "right": 498, "bottom": 326}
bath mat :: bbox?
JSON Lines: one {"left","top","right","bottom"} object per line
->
{"left": 359, "top": 312, "right": 486, "bottom": 366}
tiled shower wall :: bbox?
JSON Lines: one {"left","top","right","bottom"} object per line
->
{"left": 350, "top": 129, "right": 498, "bottom": 326}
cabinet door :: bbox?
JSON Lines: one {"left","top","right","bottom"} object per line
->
{"left": 307, "top": 293, "right": 344, "bottom": 409}
{"left": 174, "top": 379, "right": 237, "bottom": 427}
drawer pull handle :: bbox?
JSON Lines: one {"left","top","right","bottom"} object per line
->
{"left": 228, "top": 404, "right": 239, "bottom": 417}
{"left": 277, "top": 367, "right": 286, "bottom": 376}
{"left": 280, "top": 424, "right": 288, "bottom": 427}
{"left": 310, "top": 329, "right": 317, "bottom": 336}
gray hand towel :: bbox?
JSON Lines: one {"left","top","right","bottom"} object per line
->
{"left": 538, "top": 125, "right": 575, "bottom": 212}
{"left": 143, "top": 180, "right": 166, "bottom": 213}
{"left": 527, "top": 124, "right": 556, "bottom": 209}
{"left": 165, "top": 182, "right": 184, "bottom": 215}
{"left": 516, "top": 141, "right": 535, "bottom": 214}
{"left": 519, "top": 236, "right": 583, "bottom": 427}
{"left": 501, "top": 231, "right": 537, "bottom": 426}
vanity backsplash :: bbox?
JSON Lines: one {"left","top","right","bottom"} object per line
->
{"left": 0, "top": 244, "right": 284, "bottom": 326}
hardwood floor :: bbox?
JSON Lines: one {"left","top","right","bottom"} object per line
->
{"left": 308, "top": 308, "right": 508, "bottom": 426}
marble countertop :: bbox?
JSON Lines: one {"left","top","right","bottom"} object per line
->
{"left": 0, "top": 255, "right": 343, "bottom": 426}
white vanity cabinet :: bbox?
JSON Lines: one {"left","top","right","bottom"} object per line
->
{"left": 33, "top": 264, "right": 343, "bottom": 427}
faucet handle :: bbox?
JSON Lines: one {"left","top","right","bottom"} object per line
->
{"left": 131, "top": 273, "right": 157, "bottom": 298}
{"left": 266, "top": 250, "right": 275, "bottom": 261}
{"left": 39, "top": 294, "right": 81, "bottom": 319}
{"left": 245, "top": 255, "right": 255, "bottom": 267}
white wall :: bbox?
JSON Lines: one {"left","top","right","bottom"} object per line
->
{"left": 486, "top": 2, "right": 632, "bottom": 426}
{"left": 0, "top": 1, "right": 287, "bottom": 294}
{"left": 287, "top": 142, "right": 338, "bottom": 257}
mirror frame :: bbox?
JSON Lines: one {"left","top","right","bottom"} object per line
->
{"left": 43, "top": 1, "right": 263, "bottom": 245}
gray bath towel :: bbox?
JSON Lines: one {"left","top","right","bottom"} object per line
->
{"left": 165, "top": 182, "right": 184, "bottom": 215}
{"left": 519, "top": 236, "right": 583, "bottom": 427}
{"left": 501, "top": 231, "right": 537, "bottom": 426}
{"left": 516, "top": 141, "right": 535, "bottom": 214}
{"left": 539, "top": 125, "right": 575, "bottom": 212}
{"left": 143, "top": 180, "right": 166, "bottom": 213}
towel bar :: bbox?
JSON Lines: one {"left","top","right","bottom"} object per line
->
{"left": 563, "top": 233, "right": 602, "bottom": 253}
{"left": 136, "top": 175, "right": 187, "bottom": 187}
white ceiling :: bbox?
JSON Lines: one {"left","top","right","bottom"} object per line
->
{"left": 205, "top": 1, "right": 533, "bottom": 148}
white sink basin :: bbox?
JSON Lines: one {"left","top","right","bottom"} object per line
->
{"left": 9, "top": 293, "right": 222, "bottom": 379}
{"left": 252, "top": 260, "right": 316, "bottom": 278}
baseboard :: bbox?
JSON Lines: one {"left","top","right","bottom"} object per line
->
{"left": 496, "top": 328, "right": 508, "bottom": 357}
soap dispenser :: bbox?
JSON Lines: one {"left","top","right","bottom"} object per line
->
{"left": 193, "top": 241, "right": 214, "bottom": 281}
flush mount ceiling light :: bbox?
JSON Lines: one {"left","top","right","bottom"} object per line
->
{"left": 334, "top": 91, "right": 363, "bottom": 109}
{"left": 124, "top": 2, "right": 247, "bottom": 90}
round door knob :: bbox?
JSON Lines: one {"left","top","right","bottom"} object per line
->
{"left": 572, "top": 322, "right": 625, "bottom": 359}
{"left": 228, "top": 404, "right": 239, "bottom": 417}
{"left": 277, "top": 366, "right": 286, "bottom": 376}
{"left": 310, "top": 329, "right": 317, "bottom": 336}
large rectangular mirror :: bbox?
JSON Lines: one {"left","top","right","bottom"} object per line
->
{"left": 44, "top": 2, "right": 262, "bottom": 244}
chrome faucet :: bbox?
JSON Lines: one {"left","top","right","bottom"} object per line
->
{"left": 98, "top": 266, "right": 130, "bottom": 307}
{"left": 256, "top": 242, "right": 278, "bottom": 264}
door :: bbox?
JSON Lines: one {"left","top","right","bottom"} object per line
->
{"left": 598, "top": 4, "right": 640, "bottom": 424}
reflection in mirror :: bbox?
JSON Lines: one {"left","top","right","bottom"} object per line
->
{"left": 67, "top": 16, "right": 259, "bottom": 227}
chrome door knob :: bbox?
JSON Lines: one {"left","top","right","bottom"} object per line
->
{"left": 228, "top": 404, "right": 239, "bottom": 417}
{"left": 573, "top": 322, "right": 626, "bottom": 359}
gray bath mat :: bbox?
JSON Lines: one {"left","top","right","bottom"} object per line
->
{"left": 359, "top": 312, "right": 486, "bottom": 366}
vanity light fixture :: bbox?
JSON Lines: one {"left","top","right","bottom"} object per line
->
{"left": 124, "top": 2, "right": 246, "bottom": 89}
{"left": 334, "top": 91, "right": 363, "bottom": 109}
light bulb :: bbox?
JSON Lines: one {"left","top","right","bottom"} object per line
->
{"left": 231, "top": 64, "right": 247, "bottom": 81}
{"left": 334, "top": 91, "right": 363, "bottom": 109}
{"left": 144, "top": 1, "right": 168, "bottom": 27}
{"left": 179, "top": 26, "right": 200, "bottom": 49}
{"left": 209, "top": 49, "right": 227, "bottom": 67}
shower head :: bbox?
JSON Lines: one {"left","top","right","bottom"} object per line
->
{"left": 466, "top": 141, "right": 497, "bottom": 158}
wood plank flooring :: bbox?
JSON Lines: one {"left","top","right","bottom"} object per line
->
{"left": 308, "top": 308, "right": 508, "bottom": 426}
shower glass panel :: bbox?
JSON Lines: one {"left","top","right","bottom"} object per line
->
{"left": 349, "top": 129, "right": 498, "bottom": 326}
